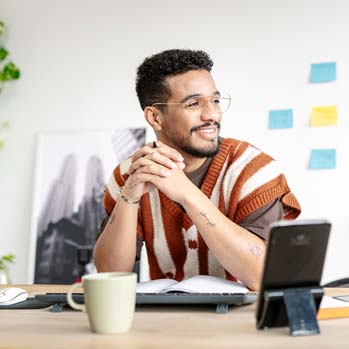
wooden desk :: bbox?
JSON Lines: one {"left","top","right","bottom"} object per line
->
{"left": 1, "top": 285, "right": 349, "bottom": 349}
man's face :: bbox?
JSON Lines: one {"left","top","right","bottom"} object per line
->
{"left": 158, "top": 70, "right": 222, "bottom": 158}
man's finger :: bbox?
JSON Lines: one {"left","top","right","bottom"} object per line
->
{"left": 131, "top": 142, "right": 183, "bottom": 163}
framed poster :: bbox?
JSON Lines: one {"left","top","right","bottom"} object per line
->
{"left": 28, "top": 128, "right": 146, "bottom": 284}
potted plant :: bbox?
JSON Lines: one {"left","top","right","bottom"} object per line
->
{"left": 0, "top": 253, "right": 15, "bottom": 284}
{"left": 0, "top": 21, "right": 20, "bottom": 92}
{"left": 0, "top": 20, "right": 20, "bottom": 149}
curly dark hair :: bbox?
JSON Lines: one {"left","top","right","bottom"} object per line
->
{"left": 135, "top": 49, "right": 214, "bottom": 110}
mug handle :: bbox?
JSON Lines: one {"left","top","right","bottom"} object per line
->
{"left": 67, "top": 282, "right": 85, "bottom": 311}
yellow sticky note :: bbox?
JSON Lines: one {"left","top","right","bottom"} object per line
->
{"left": 310, "top": 105, "right": 337, "bottom": 127}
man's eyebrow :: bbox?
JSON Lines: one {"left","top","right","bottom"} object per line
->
{"left": 179, "top": 90, "right": 221, "bottom": 103}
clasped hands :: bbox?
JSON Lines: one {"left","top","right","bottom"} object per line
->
{"left": 122, "top": 141, "right": 192, "bottom": 204}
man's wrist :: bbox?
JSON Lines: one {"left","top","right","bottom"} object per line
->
{"left": 117, "top": 187, "right": 140, "bottom": 207}
{"left": 180, "top": 184, "right": 204, "bottom": 208}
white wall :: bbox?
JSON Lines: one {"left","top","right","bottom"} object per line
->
{"left": 1, "top": 0, "right": 348, "bottom": 284}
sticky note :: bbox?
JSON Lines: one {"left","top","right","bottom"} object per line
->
{"left": 268, "top": 109, "right": 293, "bottom": 129}
{"left": 309, "top": 149, "right": 336, "bottom": 169}
{"left": 310, "top": 105, "right": 337, "bottom": 127}
{"left": 310, "top": 62, "right": 337, "bottom": 83}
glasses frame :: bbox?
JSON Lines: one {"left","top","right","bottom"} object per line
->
{"left": 152, "top": 94, "right": 231, "bottom": 115}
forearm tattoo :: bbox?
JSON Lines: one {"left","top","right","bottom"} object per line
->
{"left": 249, "top": 243, "right": 264, "bottom": 260}
{"left": 199, "top": 211, "right": 216, "bottom": 228}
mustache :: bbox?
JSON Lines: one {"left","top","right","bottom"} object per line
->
{"left": 190, "top": 122, "right": 221, "bottom": 134}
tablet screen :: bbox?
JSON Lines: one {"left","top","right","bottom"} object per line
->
{"left": 256, "top": 219, "right": 331, "bottom": 328}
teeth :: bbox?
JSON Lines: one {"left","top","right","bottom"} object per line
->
{"left": 197, "top": 128, "right": 215, "bottom": 133}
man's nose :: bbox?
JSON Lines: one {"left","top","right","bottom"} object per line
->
{"left": 201, "top": 100, "right": 221, "bottom": 121}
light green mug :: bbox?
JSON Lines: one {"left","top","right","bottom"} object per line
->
{"left": 67, "top": 272, "right": 137, "bottom": 334}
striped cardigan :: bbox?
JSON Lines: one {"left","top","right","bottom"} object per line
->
{"left": 104, "top": 138, "right": 301, "bottom": 281}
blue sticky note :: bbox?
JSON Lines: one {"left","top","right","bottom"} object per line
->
{"left": 309, "top": 149, "right": 336, "bottom": 169}
{"left": 268, "top": 109, "right": 293, "bottom": 129}
{"left": 310, "top": 62, "right": 337, "bottom": 83}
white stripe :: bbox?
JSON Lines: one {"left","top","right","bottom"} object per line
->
{"left": 207, "top": 250, "right": 226, "bottom": 279}
{"left": 107, "top": 173, "right": 120, "bottom": 200}
{"left": 210, "top": 160, "right": 228, "bottom": 209}
{"left": 149, "top": 191, "right": 176, "bottom": 276}
{"left": 223, "top": 146, "right": 261, "bottom": 212}
{"left": 239, "top": 160, "right": 281, "bottom": 201}
{"left": 208, "top": 160, "right": 230, "bottom": 278}
{"left": 120, "top": 157, "right": 132, "bottom": 176}
{"left": 107, "top": 158, "right": 132, "bottom": 200}
{"left": 186, "top": 224, "right": 198, "bottom": 241}
{"left": 182, "top": 225, "right": 199, "bottom": 279}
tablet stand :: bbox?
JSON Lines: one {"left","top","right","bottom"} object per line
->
{"left": 259, "top": 286, "right": 324, "bottom": 336}
{"left": 215, "top": 304, "right": 229, "bottom": 314}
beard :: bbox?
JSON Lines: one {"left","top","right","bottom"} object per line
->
{"left": 165, "top": 122, "right": 221, "bottom": 158}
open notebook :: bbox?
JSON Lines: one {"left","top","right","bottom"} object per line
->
{"left": 137, "top": 275, "right": 249, "bottom": 294}
{"left": 136, "top": 275, "right": 256, "bottom": 313}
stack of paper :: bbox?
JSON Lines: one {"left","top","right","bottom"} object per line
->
{"left": 317, "top": 295, "right": 349, "bottom": 320}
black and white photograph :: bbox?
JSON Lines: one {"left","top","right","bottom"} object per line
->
{"left": 29, "top": 128, "right": 146, "bottom": 284}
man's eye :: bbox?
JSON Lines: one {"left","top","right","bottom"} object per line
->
{"left": 187, "top": 100, "right": 200, "bottom": 108}
{"left": 213, "top": 98, "right": 221, "bottom": 104}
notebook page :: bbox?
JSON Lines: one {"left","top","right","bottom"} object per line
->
{"left": 162, "top": 275, "right": 249, "bottom": 294}
{"left": 137, "top": 279, "right": 177, "bottom": 293}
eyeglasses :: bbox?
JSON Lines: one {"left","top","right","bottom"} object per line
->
{"left": 152, "top": 94, "right": 231, "bottom": 115}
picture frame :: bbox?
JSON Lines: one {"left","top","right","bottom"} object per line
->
{"left": 28, "top": 127, "right": 147, "bottom": 284}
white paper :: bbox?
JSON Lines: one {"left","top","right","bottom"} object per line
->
{"left": 136, "top": 275, "right": 248, "bottom": 294}
{"left": 320, "top": 295, "right": 349, "bottom": 309}
{"left": 137, "top": 278, "right": 177, "bottom": 293}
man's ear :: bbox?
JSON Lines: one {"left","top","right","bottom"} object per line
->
{"left": 144, "top": 107, "right": 163, "bottom": 132}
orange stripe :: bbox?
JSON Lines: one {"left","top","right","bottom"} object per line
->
{"left": 114, "top": 166, "right": 127, "bottom": 186}
{"left": 229, "top": 140, "right": 249, "bottom": 163}
{"left": 282, "top": 192, "right": 302, "bottom": 219}
{"left": 235, "top": 174, "right": 300, "bottom": 222}
{"left": 225, "top": 271, "right": 237, "bottom": 282}
{"left": 160, "top": 202, "right": 186, "bottom": 281}
{"left": 136, "top": 203, "right": 144, "bottom": 239}
{"left": 103, "top": 189, "right": 116, "bottom": 215}
{"left": 228, "top": 153, "right": 273, "bottom": 220}
{"left": 198, "top": 231, "right": 209, "bottom": 275}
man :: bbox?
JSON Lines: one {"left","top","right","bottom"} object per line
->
{"left": 93, "top": 49, "right": 301, "bottom": 290}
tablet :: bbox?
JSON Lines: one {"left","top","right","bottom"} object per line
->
{"left": 256, "top": 219, "right": 331, "bottom": 329}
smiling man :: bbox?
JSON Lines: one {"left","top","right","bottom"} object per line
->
{"left": 93, "top": 49, "right": 301, "bottom": 290}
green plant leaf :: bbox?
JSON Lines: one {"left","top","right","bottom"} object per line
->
{"left": 0, "top": 139, "right": 5, "bottom": 149}
{"left": 2, "top": 120, "right": 10, "bottom": 129}
{"left": 2, "top": 253, "right": 15, "bottom": 263}
{"left": 2, "top": 62, "right": 20, "bottom": 80}
{"left": 0, "top": 47, "right": 9, "bottom": 61}
{"left": 0, "top": 22, "right": 5, "bottom": 37}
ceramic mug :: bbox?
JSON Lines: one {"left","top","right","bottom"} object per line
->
{"left": 67, "top": 272, "right": 137, "bottom": 334}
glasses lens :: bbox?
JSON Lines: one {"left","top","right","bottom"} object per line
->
{"left": 211, "top": 95, "right": 230, "bottom": 113}
{"left": 186, "top": 95, "right": 231, "bottom": 114}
